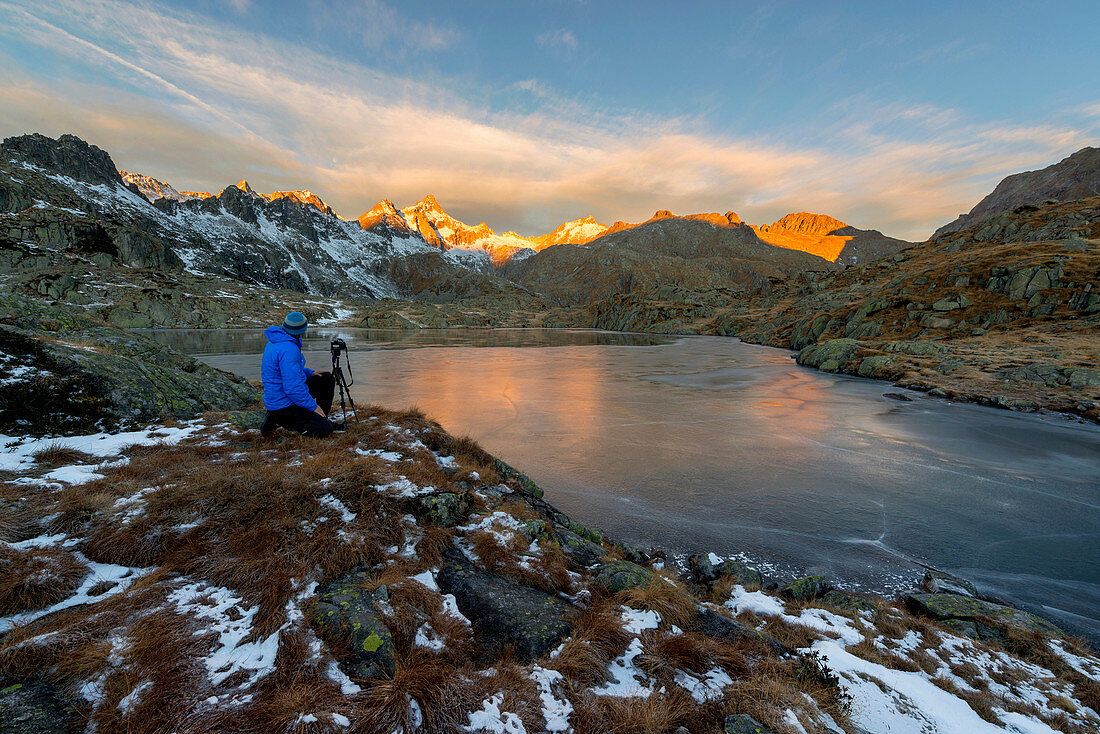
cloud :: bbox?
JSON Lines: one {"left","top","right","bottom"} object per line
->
{"left": 536, "top": 28, "right": 577, "bottom": 51}
{"left": 225, "top": 0, "right": 251, "bottom": 14}
{"left": 0, "top": 0, "right": 1095, "bottom": 240}
{"left": 324, "top": 0, "right": 460, "bottom": 54}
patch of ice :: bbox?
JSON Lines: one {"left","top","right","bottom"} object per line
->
{"left": 357, "top": 447, "right": 402, "bottom": 462}
{"left": 410, "top": 569, "right": 439, "bottom": 591}
{"left": 0, "top": 422, "right": 205, "bottom": 472}
{"left": 725, "top": 585, "right": 785, "bottom": 617}
{"left": 0, "top": 553, "right": 150, "bottom": 633}
{"left": 674, "top": 666, "right": 734, "bottom": 703}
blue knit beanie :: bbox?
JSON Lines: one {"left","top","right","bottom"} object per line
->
{"left": 282, "top": 311, "right": 308, "bottom": 335}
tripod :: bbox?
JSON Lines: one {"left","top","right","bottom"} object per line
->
{"left": 330, "top": 339, "right": 359, "bottom": 431}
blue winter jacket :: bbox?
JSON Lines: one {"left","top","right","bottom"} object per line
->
{"left": 261, "top": 326, "right": 316, "bottom": 411}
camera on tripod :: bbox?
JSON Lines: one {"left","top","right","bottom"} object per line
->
{"left": 328, "top": 337, "right": 357, "bottom": 430}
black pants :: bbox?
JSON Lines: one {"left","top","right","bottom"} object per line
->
{"left": 261, "top": 373, "right": 336, "bottom": 437}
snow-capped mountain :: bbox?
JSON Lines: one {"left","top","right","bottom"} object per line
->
{"left": 0, "top": 133, "right": 496, "bottom": 299}
{"left": 397, "top": 195, "right": 608, "bottom": 265}
{"left": 119, "top": 171, "right": 201, "bottom": 202}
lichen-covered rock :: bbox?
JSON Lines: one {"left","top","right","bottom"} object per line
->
{"left": 904, "top": 592, "right": 1064, "bottom": 637}
{"left": 0, "top": 295, "right": 259, "bottom": 435}
{"left": 436, "top": 548, "right": 578, "bottom": 660}
{"left": 857, "top": 355, "right": 894, "bottom": 378}
{"left": 820, "top": 590, "right": 879, "bottom": 613}
{"left": 779, "top": 575, "right": 833, "bottom": 601}
{"left": 417, "top": 492, "right": 471, "bottom": 527}
{"left": 724, "top": 714, "right": 777, "bottom": 734}
{"left": 594, "top": 560, "right": 653, "bottom": 592}
{"left": 491, "top": 457, "right": 544, "bottom": 498}
{"left": 311, "top": 572, "right": 395, "bottom": 679}
{"left": 553, "top": 527, "right": 605, "bottom": 569}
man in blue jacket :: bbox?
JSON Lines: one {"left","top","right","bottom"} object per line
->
{"left": 259, "top": 312, "right": 336, "bottom": 437}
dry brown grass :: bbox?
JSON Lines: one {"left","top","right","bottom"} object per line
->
{"left": 31, "top": 441, "right": 96, "bottom": 466}
{"left": 0, "top": 545, "right": 88, "bottom": 614}
{"left": 548, "top": 597, "right": 632, "bottom": 686}
{"left": 617, "top": 576, "right": 697, "bottom": 628}
{"left": 570, "top": 688, "right": 696, "bottom": 734}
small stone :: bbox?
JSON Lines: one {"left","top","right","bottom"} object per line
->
{"left": 594, "top": 560, "right": 653, "bottom": 592}
{"left": 725, "top": 713, "right": 777, "bottom": 734}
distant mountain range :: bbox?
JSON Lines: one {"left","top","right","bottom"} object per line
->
{"left": 119, "top": 159, "right": 912, "bottom": 267}
{"left": 17, "top": 132, "right": 1098, "bottom": 315}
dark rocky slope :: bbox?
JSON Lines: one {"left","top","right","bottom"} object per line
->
{"left": 935, "top": 146, "right": 1100, "bottom": 236}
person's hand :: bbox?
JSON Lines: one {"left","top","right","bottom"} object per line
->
{"left": 314, "top": 406, "right": 327, "bottom": 418}
{"left": 316, "top": 370, "right": 331, "bottom": 376}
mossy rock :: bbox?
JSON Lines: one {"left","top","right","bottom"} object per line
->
{"left": 796, "top": 338, "right": 859, "bottom": 372}
{"left": 594, "top": 560, "right": 653, "bottom": 593}
{"left": 779, "top": 575, "right": 833, "bottom": 601}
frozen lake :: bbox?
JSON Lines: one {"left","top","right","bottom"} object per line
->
{"left": 148, "top": 328, "right": 1100, "bottom": 641}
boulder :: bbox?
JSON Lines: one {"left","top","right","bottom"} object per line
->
{"left": 779, "top": 576, "right": 833, "bottom": 601}
{"left": 920, "top": 570, "right": 977, "bottom": 598}
{"left": 724, "top": 714, "right": 777, "bottom": 734}
{"left": 695, "top": 606, "right": 788, "bottom": 655}
{"left": 594, "top": 560, "right": 653, "bottom": 593}
{"left": 436, "top": 548, "right": 579, "bottom": 660}
{"left": 903, "top": 592, "right": 1063, "bottom": 637}
{"left": 311, "top": 570, "right": 396, "bottom": 679}
{"left": 689, "top": 553, "right": 763, "bottom": 588}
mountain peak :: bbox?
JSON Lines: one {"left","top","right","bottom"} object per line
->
{"left": 235, "top": 179, "right": 258, "bottom": 197}
{"left": 763, "top": 212, "right": 848, "bottom": 236}
{"left": 359, "top": 199, "right": 410, "bottom": 233}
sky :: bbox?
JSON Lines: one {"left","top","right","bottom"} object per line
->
{"left": 0, "top": 0, "right": 1098, "bottom": 240}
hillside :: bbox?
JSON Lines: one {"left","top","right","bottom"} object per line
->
{"left": 502, "top": 216, "right": 835, "bottom": 307}
{"left": 935, "top": 147, "right": 1100, "bottom": 236}
{"left": 3, "top": 401, "right": 1097, "bottom": 733}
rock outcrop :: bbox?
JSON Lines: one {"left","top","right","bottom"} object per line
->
{"left": 0, "top": 295, "right": 259, "bottom": 435}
